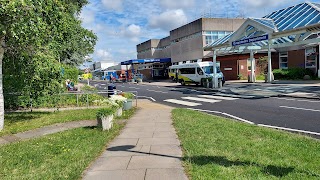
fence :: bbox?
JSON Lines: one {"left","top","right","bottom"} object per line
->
{"left": 4, "top": 90, "right": 138, "bottom": 112}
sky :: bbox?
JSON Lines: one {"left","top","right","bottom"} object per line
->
{"left": 80, "top": 0, "right": 317, "bottom": 64}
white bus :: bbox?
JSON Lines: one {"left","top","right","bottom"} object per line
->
{"left": 168, "top": 62, "right": 225, "bottom": 86}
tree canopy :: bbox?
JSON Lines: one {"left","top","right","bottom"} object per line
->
{"left": 0, "top": 0, "right": 97, "bottom": 109}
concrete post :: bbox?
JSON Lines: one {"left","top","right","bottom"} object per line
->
{"left": 268, "top": 39, "right": 273, "bottom": 82}
{"left": 318, "top": 44, "right": 320, "bottom": 78}
{"left": 249, "top": 50, "right": 255, "bottom": 83}
{"left": 212, "top": 49, "right": 218, "bottom": 88}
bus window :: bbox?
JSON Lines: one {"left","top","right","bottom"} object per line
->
{"left": 180, "top": 68, "right": 196, "bottom": 74}
{"left": 197, "top": 67, "right": 203, "bottom": 75}
{"left": 202, "top": 66, "right": 221, "bottom": 74}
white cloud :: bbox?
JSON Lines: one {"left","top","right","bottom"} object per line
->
{"left": 160, "top": 0, "right": 195, "bottom": 9}
{"left": 149, "top": 9, "right": 188, "bottom": 31}
{"left": 96, "top": 49, "right": 113, "bottom": 60}
{"left": 101, "top": 0, "right": 123, "bottom": 12}
{"left": 119, "top": 24, "right": 142, "bottom": 42}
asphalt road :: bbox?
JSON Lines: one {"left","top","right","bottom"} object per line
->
{"left": 90, "top": 81, "right": 320, "bottom": 138}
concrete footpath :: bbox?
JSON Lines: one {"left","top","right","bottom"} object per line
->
{"left": 83, "top": 100, "right": 188, "bottom": 180}
{"left": 0, "top": 120, "right": 96, "bottom": 145}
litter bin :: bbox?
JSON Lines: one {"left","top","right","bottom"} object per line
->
{"left": 108, "top": 84, "right": 116, "bottom": 97}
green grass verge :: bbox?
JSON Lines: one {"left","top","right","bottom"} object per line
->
{"left": 0, "top": 108, "right": 137, "bottom": 179}
{"left": 1, "top": 109, "right": 100, "bottom": 137}
{"left": 172, "top": 109, "right": 320, "bottom": 179}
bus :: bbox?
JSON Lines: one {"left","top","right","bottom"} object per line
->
{"left": 168, "top": 62, "right": 225, "bottom": 86}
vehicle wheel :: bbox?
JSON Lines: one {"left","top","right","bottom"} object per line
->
{"left": 180, "top": 80, "right": 185, "bottom": 86}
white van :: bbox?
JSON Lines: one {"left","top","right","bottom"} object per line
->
{"left": 168, "top": 62, "right": 225, "bottom": 86}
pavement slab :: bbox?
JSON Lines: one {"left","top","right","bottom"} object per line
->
{"left": 83, "top": 169, "right": 146, "bottom": 180}
{"left": 145, "top": 169, "right": 188, "bottom": 180}
{"left": 82, "top": 99, "right": 187, "bottom": 180}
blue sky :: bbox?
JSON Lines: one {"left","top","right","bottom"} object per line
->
{"left": 80, "top": 0, "right": 317, "bottom": 64}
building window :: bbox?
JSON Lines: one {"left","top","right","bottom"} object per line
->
{"left": 204, "top": 31, "right": 232, "bottom": 45}
{"left": 182, "top": 61, "right": 186, "bottom": 64}
{"left": 305, "top": 47, "right": 317, "bottom": 69}
{"left": 279, "top": 52, "right": 288, "bottom": 69}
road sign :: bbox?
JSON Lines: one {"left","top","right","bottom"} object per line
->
{"left": 232, "top": 35, "right": 269, "bottom": 46}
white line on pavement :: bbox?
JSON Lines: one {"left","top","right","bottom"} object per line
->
{"left": 181, "top": 97, "right": 221, "bottom": 103}
{"left": 100, "top": 84, "right": 106, "bottom": 86}
{"left": 137, "top": 96, "right": 156, "bottom": 102}
{"left": 187, "top": 108, "right": 320, "bottom": 136}
{"left": 164, "top": 99, "right": 201, "bottom": 106}
{"left": 257, "top": 124, "right": 320, "bottom": 136}
{"left": 273, "top": 97, "right": 320, "bottom": 103}
{"left": 215, "top": 93, "right": 255, "bottom": 99}
{"left": 280, "top": 106, "right": 320, "bottom": 112}
{"left": 147, "top": 89, "right": 168, "bottom": 94}
{"left": 129, "top": 87, "right": 140, "bottom": 89}
{"left": 187, "top": 108, "right": 254, "bottom": 124}
{"left": 198, "top": 95, "right": 239, "bottom": 100}
{"left": 272, "top": 97, "right": 296, "bottom": 101}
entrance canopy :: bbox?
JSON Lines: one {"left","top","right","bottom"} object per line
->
{"left": 204, "top": 2, "right": 320, "bottom": 54}
{"left": 121, "top": 58, "right": 171, "bottom": 65}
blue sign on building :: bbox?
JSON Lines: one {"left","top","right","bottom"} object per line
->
{"left": 232, "top": 35, "right": 269, "bottom": 46}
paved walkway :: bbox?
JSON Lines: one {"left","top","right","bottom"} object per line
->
{"left": 0, "top": 120, "right": 96, "bottom": 145}
{"left": 83, "top": 100, "right": 188, "bottom": 180}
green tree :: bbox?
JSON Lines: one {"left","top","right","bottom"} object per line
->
{"left": 0, "top": 0, "right": 97, "bottom": 130}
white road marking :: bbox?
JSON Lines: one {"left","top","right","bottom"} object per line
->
{"left": 258, "top": 124, "right": 320, "bottom": 136}
{"left": 198, "top": 95, "right": 239, "bottom": 100}
{"left": 137, "top": 96, "right": 156, "bottom": 102}
{"left": 164, "top": 99, "right": 201, "bottom": 107}
{"left": 280, "top": 106, "right": 320, "bottom": 112}
{"left": 273, "top": 97, "right": 295, "bottom": 101}
{"left": 147, "top": 89, "right": 168, "bottom": 94}
{"left": 188, "top": 108, "right": 320, "bottom": 136}
{"left": 297, "top": 99, "right": 320, "bottom": 103}
{"left": 187, "top": 108, "right": 254, "bottom": 124}
{"left": 129, "top": 87, "right": 140, "bottom": 90}
{"left": 215, "top": 93, "right": 255, "bottom": 99}
{"left": 273, "top": 97, "right": 320, "bottom": 103}
{"left": 181, "top": 97, "right": 221, "bottom": 103}
{"left": 100, "top": 84, "right": 106, "bottom": 86}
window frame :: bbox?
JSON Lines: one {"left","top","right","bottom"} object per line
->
{"left": 279, "top": 52, "right": 288, "bottom": 69}
{"left": 305, "top": 47, "right": 317, "bottom": 69}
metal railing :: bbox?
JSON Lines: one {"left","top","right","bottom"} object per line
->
{"left": 4, "top": 90, "right": 138, "bottom": 112}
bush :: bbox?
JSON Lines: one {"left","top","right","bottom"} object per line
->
{"left": 273, "top": 68, "right": 315, "bottom": 80}
{"left": 96, "top": 108, "right": 115, "bottom": 119}
{"left": 63, "top": 65, "right": 79, "bottom": 83}
{"left": 122, "top": 92, "right": 135, "bottom": 99}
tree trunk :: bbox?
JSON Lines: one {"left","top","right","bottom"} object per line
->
{"left": 0, "top": 36, "right": 5, "bottom": 131}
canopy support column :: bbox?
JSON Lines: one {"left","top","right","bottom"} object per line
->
{"left": 249, "top": 50, "right": 256, "bottom": 83}
{"left": 318, "top": 44, "right": 320, "bottom": 78}
{"left": 212, "top": 49, "right": 218, "bottom": 88}
{"left": 267, "top": 39, "right": 273, "bottom": 82}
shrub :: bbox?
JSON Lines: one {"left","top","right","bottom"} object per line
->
{"left": 122, "top": 92, "right": 135, "bottom": 99}
{"left": 273, "top": 68, "right": 315, "bottom": 80}
{"left": 96, "top": 108, "right": 115, "bottom": 119}
{"left": 63, "top": 65, "right": 79, "bottom": 83}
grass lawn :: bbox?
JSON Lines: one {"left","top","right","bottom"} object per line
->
{"left": 0, "top": 108, "right": 136, "bottom": 179}
{"left": 1, "top": 107, "right": 136, "bottom": 137}
{"left": 1, "top": 109, "right": 100, "bottom": 137}
{"left": 172, "top": 109, "right": 320, "bottom": 180}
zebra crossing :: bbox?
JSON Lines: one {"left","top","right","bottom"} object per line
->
{"left": 163, "top": 94, "right": 239, "bottom": 107}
